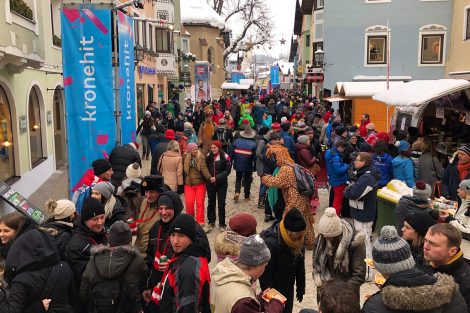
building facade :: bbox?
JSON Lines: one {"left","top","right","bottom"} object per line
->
{"left": 0, "top": 0, "right": 64, "bottom": 200}
{"left": 446, "top": 0, "right": 470, "bottom": 80}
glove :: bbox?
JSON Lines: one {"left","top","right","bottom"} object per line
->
{"left": 296, "top": 291, "right": 304, "bottom": 303}
{"left": 177, "top": 185, "right": 184, "bottom": 194}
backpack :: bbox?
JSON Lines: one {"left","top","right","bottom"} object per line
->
{"left": 72, "top": 185, "right": 92, "bottom": 215}
{"left": 291, "top": 164, "right": 316, "bottom": 198}
{"left": 215, "top": 127, "right": 229, "bottom": 147}
{"left": 88, "top": 260, "right": 131, "bottom": 313}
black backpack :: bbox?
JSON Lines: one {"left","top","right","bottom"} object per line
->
{"left": 88, "top": 260, "right": 131, "bottom": 313}
{"left": 215, "top": 127, "right": 229, "bottom": 147}
{"left": 290, "top": 164, "right": 316, "bottom": 198}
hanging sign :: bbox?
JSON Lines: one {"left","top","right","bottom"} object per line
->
{"left": 435, "top": 108, "right": 445, "bottom": 119}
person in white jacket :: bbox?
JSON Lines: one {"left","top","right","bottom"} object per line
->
{"left": 440, "top": 179, "right": 470, "bottom": 261}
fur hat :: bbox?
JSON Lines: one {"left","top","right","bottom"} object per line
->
{"left": 413, "top": 180, "right": 432, "bottom": 200}
{"left": 229, "top": 213, "right": 257, "bottom": 237}
{"left": 92, "top": 159, "right": 112, "bottom": 176}
{"left": 126, "top": 162, "right": 141, "bottom": 179}
{"left": 238, "top": 235, "right": 271, "bottom": 266}
{"left": 140, "top": 175, "right": 165, "bottom": 195}
{"left": 372, "top": 226, "right": 415, "bottom": 275}
{"left": 108, "top": 221, "right": 132, "bottom": 246}
{"left": 317, "top": 207, "right": 342, "bottom": 238}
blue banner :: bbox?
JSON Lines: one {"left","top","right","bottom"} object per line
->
{"left": 270, "top": 65, "right": 280, "bottom": 87}
{"left": 117, "top": 11, "right": 136, "bottom": 144}
{"left": 61, "top": 7, "right": 116, "bottom": 193}
{"left": 231, "top": 71, "right": 245, "bottom": 84}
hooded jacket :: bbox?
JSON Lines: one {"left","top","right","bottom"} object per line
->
{"left": 344, "top": 165, "right": 379, "bottom": 223}
{"left": 373, "top": 153, "right": 393, "bottom": 187}
{"left": 211, "top": 258, "right": 284, "bottom": 313}
{"left": 66, "top": 218, "right": 108, "bottom": 286}
{"left": 295, "top": 143, "right": 317, "bottom": 169}
{"left": 157, "top": 150, "right": 183, "bottom": 192}
{"left": 40, "top": 220, "right": 74, "bottom": 260}
{"left": 392, "top": 156, "right": 415, "bottom": 188}
{"left": 394, "top": 195, "right": 430, "bottom": 236}
{"left": 109, "top": 144, "right": 142, "bottom": 185}
{"left": 1, "top": 229, "right": 76, "bottom": 313}
{"left": 362, "top": 269, "right": 467, "bottom": 313}
{"left": 79, "top": 245, "right": 147, "bottom": 313}
{"left": 259, "top": 223, "right": 305, "bottom": 313}
{"left": 325, "top": 147, "right": 349, "bottom": 187}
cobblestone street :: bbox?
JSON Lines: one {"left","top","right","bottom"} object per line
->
{"left": 29, "top": 156, "right": 379, "bottom": 312}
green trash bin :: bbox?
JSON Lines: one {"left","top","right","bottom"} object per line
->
{"left": 375, "top": 196, "right": 397, "bottom": 233}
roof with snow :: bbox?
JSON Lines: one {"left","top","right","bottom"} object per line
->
{"left": 337, "top": 81, "right": 405, "bottom": 97}
{"left": 373, "top": 79, "right": 470, "bottom": 107}
{"left": 181, "top": 0, "right": 226, "bottom": 30}
{"left": 273, "top": 60, "right": 294, "bottom": 76}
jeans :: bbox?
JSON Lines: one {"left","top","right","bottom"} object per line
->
{"left": 142, "top": 135, "right": 150, "bottom": 159}
{"left": 184, "top": 183, "right": 206, "bottom": 224}
{"left": 259, "top": 183, "right": 271, "bottom": 215}
{"left": 235, "top": 171, "right": 253, "bottom": 196}
{"left": 206, "top": 182, "right": 228, "bottom": 226}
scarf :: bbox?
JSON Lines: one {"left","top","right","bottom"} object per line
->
{"left": 189, "top": 155, "right": 197, "bottom": 168}
{"left": 457, "top": 162, "right": 470, "bottom": 181}
{"left": 279, "top": 221, "right": 304, "bottom": 255}
{"left": 267, "top": 167, "right": 281, "bottom": 212}
{"left": 312, "top": 219, "right": 354, "bottom": 285}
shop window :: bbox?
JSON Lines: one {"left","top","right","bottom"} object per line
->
{"left": 364, "top": 25, "right": 389, "bottom": 67}
{"left": 28, "top": 87, "right": 44, "bottom": 167}
{"left": 306, "top": 35, "right": 310, "bottom": 47}
{"left": 156, "top": 29, "right": 172, "bottom": 53}
{"left": 50, "top": 1, "right": 61, "bottom": 47}
{"left": 182, "top": 38, "right": 190, "bottom": 53}
{"left": 418, "top": 24, "right": 446, "bottom": 66}
{"left": 313, "top": 42, "right": 323, "bottom": 68}
{"left": 465, "top": 7, "right": 470, "bottom": 40}
{"left": 0, "top": 86, "right": 15, "bottom": 181}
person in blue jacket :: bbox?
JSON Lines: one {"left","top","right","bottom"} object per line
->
{"left": 372, "top": 140, "right": 393, "bottom": 188}
{"left": 280, "top": 122, "right": 296, "bottom": 160}
{"left": 392, "top": 140, "right": 415, "bottom": 188}
{"left": 344, "top": 152, "right": 379, "bottom": 280}
{"left": 253, "top": 101, "right": 268, "bottom": 130}
{"left": 325, "top": 140, "right": 349, "bottom": 216}
{"left": 230, "top": 125, "right": 257, "bottom": 202}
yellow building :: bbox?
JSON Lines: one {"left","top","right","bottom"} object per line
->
{"left": 181, "top": 0, "right": 226, "bottom": 99}
{"left": 446, "top": 0, "right": 470, "bottom": 80}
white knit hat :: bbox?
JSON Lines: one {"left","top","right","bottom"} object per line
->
{"left": 184, "top": 122, "right": 193, "bottom": 129}
{"left": 126, "top": 162, "right": 141, "bottom": 179}
{"left": 53, "top": 199, "right": 76, "bottom": 220}
{"left": 318, "top": 207, "right": 343, "bottom": 238}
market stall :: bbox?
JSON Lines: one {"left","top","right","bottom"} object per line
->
{"left": 373, "top": 79, "right": 470, "bottom": 157}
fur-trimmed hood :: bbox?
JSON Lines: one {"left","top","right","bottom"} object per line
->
{"left": 90, "top": 244, "right": 141, "bottom": 279}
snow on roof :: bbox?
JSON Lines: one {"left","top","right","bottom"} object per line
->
{"left": 353, "top": 75, "right": 413, "bottom": 81}
{"left": 181, "top": 0, "right": 226, "bottom": 30}
{"left": 339, "top": 81, "right": 405, "bottom": 97}
{"left": 221, "top": 82, "right": 250, "bottom": 90}
{"left": 273, "top": 60, "right": 294, "bottom": 76}
{"left": 373, "top": 79, "right": 470, "bottom": 107}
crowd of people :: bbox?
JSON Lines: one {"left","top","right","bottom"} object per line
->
{"left": 1, "top": 88, "right": 470, "bottom": 313}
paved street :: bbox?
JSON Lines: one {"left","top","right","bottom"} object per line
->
{"left": 29, "top": 155, "right": 379, "bottom": 312}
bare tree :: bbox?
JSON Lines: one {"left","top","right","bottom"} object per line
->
{"left": 208, "top": 0, "right": 274, "bottom": 62}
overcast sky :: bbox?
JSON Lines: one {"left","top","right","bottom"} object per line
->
{"left": 224, "top": 0, "right": 296, "bottom": 58}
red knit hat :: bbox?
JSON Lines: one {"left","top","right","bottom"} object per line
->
{"left": 271, "top": 122, "right": 281, "bottom": 131}
{"left": 229, "top": 213, "right": 257, "bottom": 237}
{"left": 211, "top": 140, "right": 222, "bottom": 150}
{"left": 165, "top": 129, "right": 175, "bottom": 140}
{"left": 376, "top": 132, "right": 389, "bottom": 143}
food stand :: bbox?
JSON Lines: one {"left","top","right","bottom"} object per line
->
{"left": 373, "top": 79, "right": 470, "bottom": 157}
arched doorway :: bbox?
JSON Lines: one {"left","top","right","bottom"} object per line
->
{"left": 0, "top": 85, "right": 15, "bottom": 181}
{"left": 53, "top": 87, "right": 67, "bottom": 168}
{"left": 28, "top": 86, "right": 44, "bottom": 167}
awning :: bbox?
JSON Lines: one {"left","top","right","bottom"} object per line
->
{"left": 339, "top": 81, "right": 405, "bottom": 97}
{"left": 221, "top": 82, "right": 250, "bottom": 90}
{"left": 323, "top": 96, "right": 352, "bottom": 102}
{"left": 372, "top": 79, "right": 470, "bottom": 107}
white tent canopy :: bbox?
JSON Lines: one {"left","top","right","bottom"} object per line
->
{"left": 373, "top": 79, "right": 470, "bottom": 107}
{"left": 221, "top": 82, "right": 250, "bottom": 90}
{"left": 336, "top": 81, "right": 405, "bottom": 97}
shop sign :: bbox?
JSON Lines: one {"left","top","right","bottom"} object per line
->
{"left": 298, "top": 65, "right": 303, "bottom": 73}
{"left": 306, "top": 73, "right": 324, "bottom": 83}
{"left": 0, "top": 181, "right": 48, "bottom": 224}
{"left": 138, "top": 65, "right": 157, "bottom": 77}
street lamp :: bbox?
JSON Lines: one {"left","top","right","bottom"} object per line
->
{"left": 134, "top": 45, "right": 145, "bottom": 63}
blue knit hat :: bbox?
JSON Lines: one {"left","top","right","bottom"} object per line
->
{"left": 397, "top": 140, "right": 411, "bottom": 152}
{"left": 372, "top": 226, "right": 415, "bottom": 275}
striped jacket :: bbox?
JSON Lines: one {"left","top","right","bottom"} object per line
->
{"left": 230, "top": 137, "right": 257, "bottom": 172}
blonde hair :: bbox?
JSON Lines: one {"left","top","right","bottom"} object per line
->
{"left": 167, "top": 140, "right": 180, "bottom": 153}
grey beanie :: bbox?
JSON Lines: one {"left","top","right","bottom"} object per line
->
{"left": 93, "top": 181, "right": 115, "bottom": 200}
{"left": 108, "top": 221, "right": 132, "bottom": 247}
{"left": 238, "top": 235, "right": 271, "bottom": 266}
{"left": 459, "top": 179, "right": 470, "bottom": 193}
{"left": 372, "top": 226, "right": 415, "bottom": 275}
{"left": 297, "top": 135, "right": 309, "bottom": 144}
{"left": 413, "top": 180, "right": 432, "bottom": 200}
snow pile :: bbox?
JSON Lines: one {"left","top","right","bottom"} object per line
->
{"left": 181, "top": 0, "right": 226, "bottom": 30}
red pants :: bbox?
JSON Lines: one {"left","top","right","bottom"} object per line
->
{"left": 332, "top": 184, "right": 346, "bottom": 216}
{"left": 185, "top": 184, "right": 206, "bottom": 225}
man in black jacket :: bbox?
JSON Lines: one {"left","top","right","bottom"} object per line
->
{"left": 442, "top": 145, "right": 470, "bottom": 204}
{"left": 259, "top": 208, "right": 306, "bottom": 313}
{"left": 66, "top": 197, "right": 107, "bottom": 289}
{"left": 424, "top": 223, "right": 470, "bottom": 312}
{"left": 109, "top": 141, "right": 141, "bottom": 188}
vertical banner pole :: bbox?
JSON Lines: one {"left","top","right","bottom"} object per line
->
{"left": 113, "top": 11, "right": 122, "bottom": 147}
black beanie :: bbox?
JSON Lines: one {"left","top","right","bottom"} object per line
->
{"left": 157, "top": 191, "right": 183, "bottom": 216}
{"left": 281, "top": 123, "right": 291, "bottom": 132}
{"left": 405, "top": 210, "right": 437, "bottom": 237}
{"left": 108, "top": 221, "right": 132, "bottom": 246}
{"left": 169, "top": 214, "right": 197, "bottom": 241}
{"left": 283, "top": 208, "right": 306, "bottom": 232}
{"left": 92, "top": 158, "right": 112, "bottom": 176}
{"left": 81, "top": 197, "right": 105, "bottom": 221}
